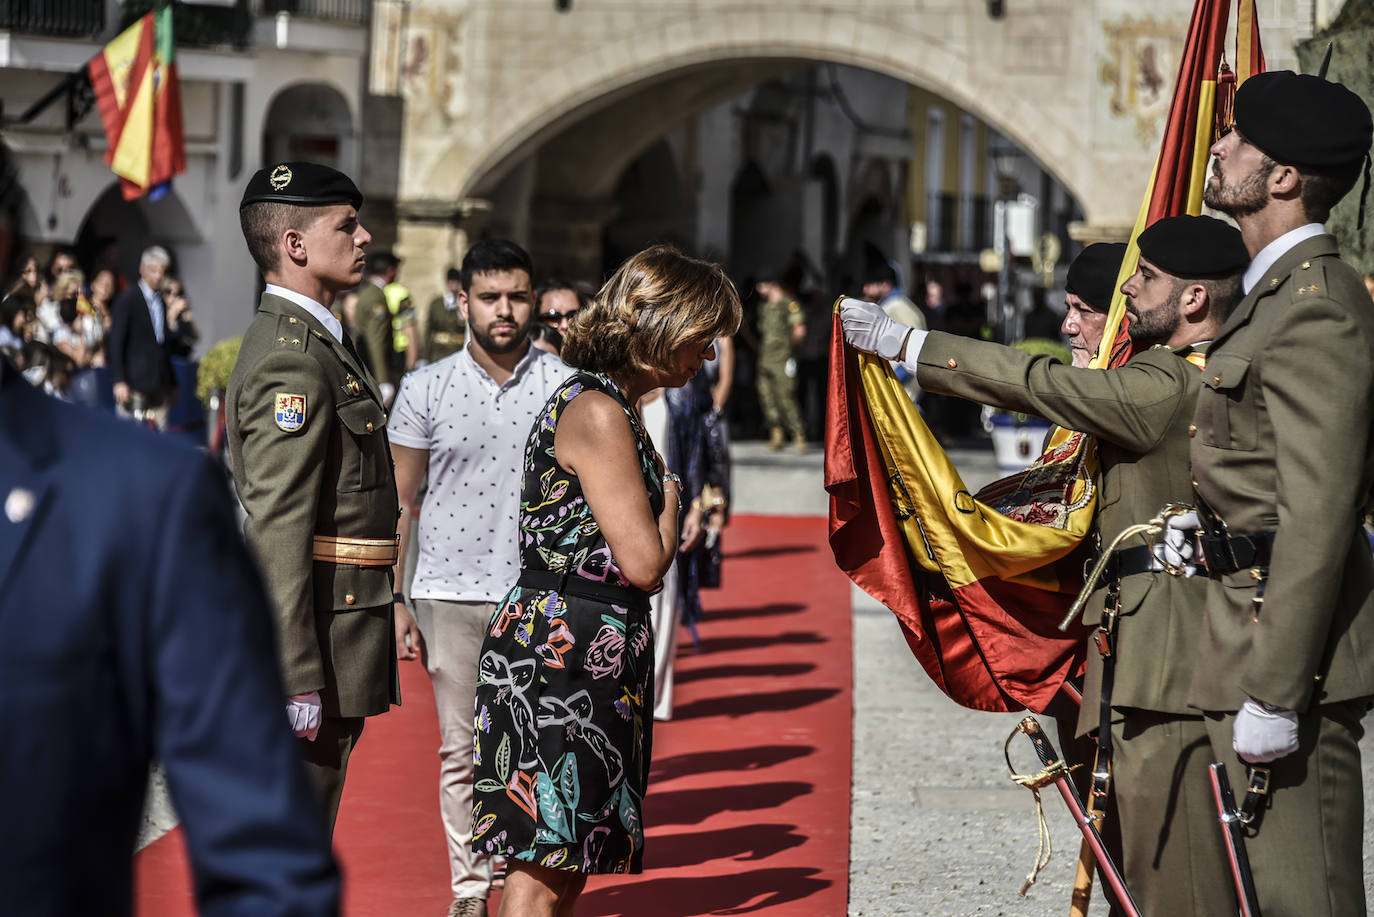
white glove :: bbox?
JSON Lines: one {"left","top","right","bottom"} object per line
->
{"left": 1233, "top": 696, "right": 1300, "bottom": 763}
{"left": 840, "top": 297, "right": 910, "bottom": 362}
{"left": 286, "top": 691, "right": 323, "bottom": 742}
{"left": 1152, "top": 510, "right": 1200, "bottom": 576}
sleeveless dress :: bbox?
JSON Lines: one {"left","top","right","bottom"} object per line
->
{"left": 471, "top": 370, "right": 661, "bottom": 874}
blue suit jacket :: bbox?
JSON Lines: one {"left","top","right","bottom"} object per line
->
{"left": 0, "top": 360, "right": 339, "bottom": 917}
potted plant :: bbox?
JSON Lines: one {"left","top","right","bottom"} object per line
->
{"left": 981, "top": 337, "right": 1072, "bottom": 472}
{"left": 195, "top": 336, "right": 241, "bottom": 460}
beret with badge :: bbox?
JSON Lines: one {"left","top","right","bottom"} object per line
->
{"left": 240, "top": 161, "right": 363, "bottom": 210}
{"left": 1233, "top": 71, "right": 1372, "bottom": 169}
{"left": 1065, "top": 242, "right": 1128, "bottom": 312}
{"left": 1136, "top": 214, "right": 1249, "bottom": 277}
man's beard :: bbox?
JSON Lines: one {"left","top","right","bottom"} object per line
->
{"left": 1126, "top": 286, "right": 1183, "bottom": 349}
{"left": 1203, "top": 161, "right": 1268, "bottom": 217}
{"left": 471, "top": 318, "right": 529, "bottom": 355}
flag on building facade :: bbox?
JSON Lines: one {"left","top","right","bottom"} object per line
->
{"left": 825, "top": 0, "right": 1264, "bottom": 714}
{"left": 87, "top": 5, "right": 186, "bottom": 201}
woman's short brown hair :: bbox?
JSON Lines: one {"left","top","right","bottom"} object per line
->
{"left": 561, "top": 245, "right": 741, "bottom": 377}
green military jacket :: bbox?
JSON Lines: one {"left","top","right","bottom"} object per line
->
{"left": 353, "top": 281, "right": 395, "bottom": 387}
{"left": 758, "top": 297, "right": 802, "bottom": 367}
{"left": 915, "top": 331, "right": 1209, "bottom": 731}
{"left": 226, "top": 292, "right": 401, "bottom": 718}
{"left": 423, "top": 294, "right": 466, "bottom": 364}
{"left": 1190, "top": 233, "right": 1374, "bottom": 713}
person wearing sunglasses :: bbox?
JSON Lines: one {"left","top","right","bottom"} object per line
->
{"left": 534, "top": 279, "right": 587, "bottom": 337}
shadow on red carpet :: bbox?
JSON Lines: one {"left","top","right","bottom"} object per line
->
{"left": 134, "top": 514, "right": 850, "bottom": 916}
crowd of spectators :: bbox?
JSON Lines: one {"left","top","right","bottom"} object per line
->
{"left": 0, "top": 244, "right": 199, "bottom": 403}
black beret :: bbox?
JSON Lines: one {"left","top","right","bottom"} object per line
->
{"left": 1065, "top": 242, "right": 1127, "bottom": 312}
{"left": 1137, "top": 215, "right": 1249, "bottom": 277}
{"left": 1234, "top": 71, "right": 1373, "bottom": 168}
{"left": 240, "top": 161, "right": 363, "bottom": 209}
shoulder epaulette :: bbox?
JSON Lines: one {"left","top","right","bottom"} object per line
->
{"left": 273, "top": 313, "right": 309, "bottom": 352}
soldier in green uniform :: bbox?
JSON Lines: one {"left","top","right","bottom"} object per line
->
{"left": 423, "top": 267, "right": 467, "bottom": 364}
{"left": 842, "top": 215, "right": 1250, "bottom": 914}
{"left": 227, "top": 161, "right": 402, "bottom": 835}
{"left": 755, "top": 266, "right": 806, "bottom": 452}
{"left": 1161, "top": 71, "right": 1374, "bottom": 916}
{"left": 354, "top": 251, "right": 400, "bottom": 402}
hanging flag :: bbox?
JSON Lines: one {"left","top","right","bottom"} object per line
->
{"left": 825, "top": 0, "right": 1263, "bottom": 713}
{"left": 87, "top": 6, "right": 186, "bottom": 201}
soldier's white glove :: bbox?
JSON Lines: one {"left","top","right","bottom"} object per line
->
{"left": 286, "top": 691, "right": 323, "bottom": 742}
{"left": 840, "top": 297, "right": 911, "bottom": 362}
{"left": 1153, "top": 510, "right": 1200, "bottom": 576}
{"left": 1233, "top": 696, "right": 1300, "bottom": 763}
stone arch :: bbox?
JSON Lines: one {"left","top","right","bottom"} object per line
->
{"left": 75, "top": 182, "right": 201, "bottom": 283}
{"left": 440, "top": 8, "right": 1096, "bottom": 219}
{"left": 262, "top": 82, "right": 357, "bottom": 175}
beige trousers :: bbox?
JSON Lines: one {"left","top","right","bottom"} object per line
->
{"left": 414, "top": 598, "right": 497, "bottom": 900}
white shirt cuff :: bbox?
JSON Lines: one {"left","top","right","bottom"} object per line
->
{"left": 899, "top": 328, "right": 929, "bottom": 372}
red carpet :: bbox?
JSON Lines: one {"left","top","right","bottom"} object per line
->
{"left": 135, "top": 514, "right": 851, "bottom": 915}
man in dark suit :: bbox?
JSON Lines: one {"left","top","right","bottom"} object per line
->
{"left": 0, "top": 356, "right": 340, "bottom": 917}
{"left": 107, "top": 245, "right": 180, "bottom": 428}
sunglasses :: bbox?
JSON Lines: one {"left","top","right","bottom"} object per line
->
{"left": 539, "top": 309, "right": 580, "bottom": 323}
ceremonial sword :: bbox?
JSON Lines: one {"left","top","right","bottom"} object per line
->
{"left": 1208, "top": 762, "right": 1264, "bottom": 917}
{"left": 1008, "top": 716, "right": 1142, "bottom": 917}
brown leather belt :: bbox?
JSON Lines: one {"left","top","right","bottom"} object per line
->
{"left": 312, "top": 534, "right": 400, "bottom": 567}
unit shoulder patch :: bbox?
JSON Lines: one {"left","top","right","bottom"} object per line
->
{"left": 274, "top": 392, "right": 307, "bottom": 433}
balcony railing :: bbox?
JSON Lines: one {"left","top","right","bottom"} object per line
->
{"left": 254, "top": 0, "right": 369, "bottom": 24}
{"left": 120, "top": 0, "right": 253, "bottom": 49}
{"left": 0, "top": 1, "right": 105, "bottom": 38}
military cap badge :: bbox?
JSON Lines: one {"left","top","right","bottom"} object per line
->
{"left": 269, "top": 164, "right": 292, "bottom": 190}
{"left": 275, "top": 392, "right": 307, "bottom": 432}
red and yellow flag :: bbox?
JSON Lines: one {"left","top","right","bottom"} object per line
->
{"left": 825, "top": 0, "right": 1263, "bottom": 714}
{"left": 87, "top": 6, "right": 186, "bottom": 201}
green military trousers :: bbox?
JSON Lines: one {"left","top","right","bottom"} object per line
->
{"left": 756, "top": 357, "right": 803, "bottom": 438}
{"left": 1204, "top": 699, "right": 1369, "bottom": 917}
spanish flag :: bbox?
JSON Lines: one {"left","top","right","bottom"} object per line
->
{"left": 825, "top": 0, "right": 1263, "bottom": 714}
{"left": 87, "top": 5, "right": 186, "bottom": 201}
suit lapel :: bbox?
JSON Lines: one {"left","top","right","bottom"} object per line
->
{"left": 0, "top": 365, "right": 56, "bottom": 592}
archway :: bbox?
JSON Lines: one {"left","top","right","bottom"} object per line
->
{"left": 262, "top": 83, "right": 356, "bottom": 174}
{"left": 74, "top": 182, "right": 201, "bottom": 285}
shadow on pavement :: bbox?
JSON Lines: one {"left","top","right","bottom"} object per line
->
{"left": 693, "top": 631, "right": 827, "bottom": 654}
{"left": 650, "top": 744, "right": 815, "bottom": 783}
{"left": 723, "top": 543, "right": 819, "bottom": 560}
{"left": 643, "top": 823, "right": 809, "bottom": 869}
{"left": 671, "top": 661, "right": 817, "bottom": 684}
{"left": 672, "top": 687, "right": 841, "bottom": 721}
{"left": 700, "top": 602, "right": 808, "bottom": 622}
{"left": 646, "top": 781, "right": 813, "bottom": 826}
{"left": 580, "top": 867, "right": 831, "bottom": 916}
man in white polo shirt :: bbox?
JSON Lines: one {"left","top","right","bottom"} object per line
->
{"left": 388, "top": 239, "right": 568, "bottom": 917}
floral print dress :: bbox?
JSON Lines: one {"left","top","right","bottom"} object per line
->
{"left": 471, "top": 371, "right": 661, "bottom": 874}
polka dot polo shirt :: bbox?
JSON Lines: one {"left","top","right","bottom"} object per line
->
{"left": 388, "top": 344, "right": 572, "bottom": 602}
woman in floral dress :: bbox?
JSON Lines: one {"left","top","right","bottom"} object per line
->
{"left": 472, "top": 245, "right": 741, "bottom": 915}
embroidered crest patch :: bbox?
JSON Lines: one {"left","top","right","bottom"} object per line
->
{"left": 274, "top": 393, "right": 306, "bottom": 432}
